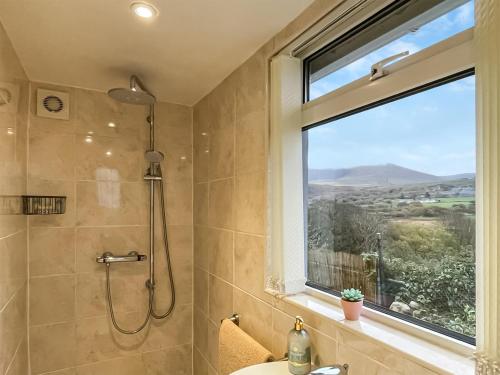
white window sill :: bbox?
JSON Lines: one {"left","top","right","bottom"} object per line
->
{"left": 274, "top": 287, "right": 475, "bottom": 374}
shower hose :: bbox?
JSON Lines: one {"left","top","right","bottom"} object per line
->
{"left": 105, "top": 166, "right": 176, "bottom": 334}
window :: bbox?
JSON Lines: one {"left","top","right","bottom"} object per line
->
{"left": 305, "top": 0, "right": 474, "bottom": 101}
{"left": 284, "top": 0, "right": 477, "bottom": 345}
{"left": 304, "top": 72, "right": 476, "bottom": 343}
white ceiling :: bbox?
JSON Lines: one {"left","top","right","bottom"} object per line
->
{"left": 0, "top": 0, "right": 314, "bottom": 105}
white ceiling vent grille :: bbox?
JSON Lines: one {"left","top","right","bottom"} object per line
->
{"left": 37, "top": 88, "right": 69, "bottom": 120}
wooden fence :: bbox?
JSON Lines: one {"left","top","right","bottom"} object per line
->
{"left": 307, "top": 249, "right": 376, "bottom": 301}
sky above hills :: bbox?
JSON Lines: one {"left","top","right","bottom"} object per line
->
{"left": 306, "top": 1, "right": 475, "bottom": 176}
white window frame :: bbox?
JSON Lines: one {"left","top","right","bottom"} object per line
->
{"left": 268, "top": 2, "right": 476, "bottom": 355}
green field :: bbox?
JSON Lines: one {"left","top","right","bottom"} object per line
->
{"left": 422, "top": 196, "right": 475, "bottom": 208}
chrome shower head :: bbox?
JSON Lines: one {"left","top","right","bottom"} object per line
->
{"left": 108, "top": 75, "right": 156, "bottom": 105}
{"left": 145, "top": 150, "right": 164, "bottom": 163}
{"left": 108, "top": 88, "right": 156, "bottom": 105}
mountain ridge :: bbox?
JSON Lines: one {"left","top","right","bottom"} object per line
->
{"left": 308, "top": 163, "right": 475, "bottom": 186}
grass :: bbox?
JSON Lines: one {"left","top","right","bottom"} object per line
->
{"left": 422, "top": 196, "right": 475, "bottom": 208}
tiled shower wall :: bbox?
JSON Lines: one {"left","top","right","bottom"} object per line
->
{"left": 191, "top": 2, "right": 453, "bottom": 375}
{"left": 0, "top": 22, "right": 29, "bottom": 375}
{"left": 27, "top": 83, "right": 193, "bottom": 374}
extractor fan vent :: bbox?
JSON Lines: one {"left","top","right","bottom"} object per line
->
{"left": 37, "top": 88, "right": 69, "bottom": 120}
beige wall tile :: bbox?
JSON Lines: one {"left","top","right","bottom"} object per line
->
{"left": 194, "top": 99, "right": 210, "bottom": 184}
{"left": 5, "top": 339, "right": 28, "bottom": 375}
{"left": 307, "top": 325, "right": 337, "bottom": 367}
{"left": 30, "top": 275, "right": 75, "bottom": 325}
{"left": 194, "top": 266, "right": 209, "bottom": 314}
{"left": 234, "top": 233, "right": 270, "bottom": 303}
{"left": 208, "top": 228, "right": 233, "bottom": 283}
{"left": 0, "top": 231, "right": 27, "bottom": 309}
{"left": 0, "top": 215, "right": 25, "bottom": 239}
{"left": 208, "top": 178, "right": 234, "bottom": 230}
{"left": 194, "top": 226, "right": 209, "bottom": 270}
{"left": 75, "top": 315, "right": 139, "bottom": 365}
{"left": 75, "top": 272, "right": 106, "bottom": 318}
{"left": 234, "top": 171, "right": 266, "bottom": 234}
{"left": 156, "top": 123, "right": 193, "bottom": 148}
{"left": 271, "top": 308, "right": 294, "bottom": 359}
{"left": 30, "top": 321, "right": 77, "bottom": 374}
{"left": 207, "top": 78, "right": 236, "bottom": 131}
{"left": 162, "top": 144, "right": 193, "bottom": 181}
{"left": 29, "top": 227, "right": 75, "bottom": 276}
{"left": 337, "top": 344, "right": 391, "bottom": 375}
{"left": 209, "top": 125, "right": 234, "bottom": 180}
{"left": 165, "top": 178, "right": 193, "bottom": 226}
{"left": 154, "top": 231, "right": 193, "bottom": 307}
{"left": 156, "top": 101, "right": 192, "bottom": 130}
{"left": 235, "top": 110, "right": 266, "bottom": 174}
{"left": 194, "top": 347, "right": 209, "bottom": 375}
{"left": 234, "top": 49, "right": 267, "bottom": 119}
{"left": 0, "top": 286, "right": 27, "bottom": 374}
{"left": 76, "top": 181, "right": 147, "bottom": 226}
{"left": 208, "top": 364, "right": 218, "bottom": 375}
{"left": 138, "top": 303, "right": 193, "bottom": 353}
{"left": 206, "top": 319, "right": 219, "bottom": 370}
{"left": 142, "top": 344, "right": 192, "bottom": 375}
{"left": 75, "top": 355, "right": 145, "bottom": 375}
{"left": 75, "top": 134, "right": 142, "bottom": 182}
{"left": 29, "top": 129, "right": 75, "bottom": 181}
{"left": 194, "top": 183, "right": 209, "bottom": 226}
{"left": 42, "top": 369, "right": 77, "bottom": 375}
{"left": 233, "top": 289, "right": 273, "bottom": 351}
{"left": 208, "top": 275, "right": 233, "bottom": 324}
{"left": 194, "top": 307, "right": 208, "bottom": 356}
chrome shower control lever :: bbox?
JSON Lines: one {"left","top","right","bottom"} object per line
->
{"left": 96, "top": 251, "right": 147, "bottom": 264}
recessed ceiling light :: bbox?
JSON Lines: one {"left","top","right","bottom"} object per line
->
{"left": 108, "top": 122, "right": 116, "bottom": 128}
{"left": 106, "top": 150, "right": 112, "bottom": 157}
{"left": 131, "top": 2, "right": 158, "bottom": 18}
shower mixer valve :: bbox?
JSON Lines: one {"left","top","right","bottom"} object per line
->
{"left": 96, "top": 251, "right": 147, "bottom": 264}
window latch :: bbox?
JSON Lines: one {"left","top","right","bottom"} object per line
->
{"left": 370, "top": 51, "right": 409, "bottom": 81}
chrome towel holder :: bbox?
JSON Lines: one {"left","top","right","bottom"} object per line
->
{"left": 222, "top": 313, "right": 240, "bottom": 326}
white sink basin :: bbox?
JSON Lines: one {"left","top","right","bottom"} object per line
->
{"left": 230, "top": 361, "right": 290, "bottom": 375}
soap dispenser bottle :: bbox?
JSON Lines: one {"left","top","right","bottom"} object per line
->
{"left": 287, "top": 316, "right": 311, "bottom": 375}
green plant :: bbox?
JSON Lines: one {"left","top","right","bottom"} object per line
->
{"left": 341, "top": 288, "right": 364, "bottom": 302}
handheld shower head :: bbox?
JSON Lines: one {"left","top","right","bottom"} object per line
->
{"left": 145, "top": 150, "right": 164, "bottom": 163}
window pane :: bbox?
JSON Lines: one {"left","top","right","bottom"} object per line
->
{"left": 304, "top": 74, "right": 476, "bottom": 340}
{"left": 308, "top": 0, "right": 474, "bottom": 100}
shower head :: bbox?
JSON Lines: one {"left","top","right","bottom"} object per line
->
{"left": 108, "top": 75, "right": 156, "bottom": 105}
{"left": 145, "top": 150, "right": 164, "bottom": 163}
{"left": 108, "top": 88, "right": 156, "bottom": 105}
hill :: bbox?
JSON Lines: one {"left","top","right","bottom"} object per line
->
{"left": 308, "top": 164, "right": 474, "bottom": 186}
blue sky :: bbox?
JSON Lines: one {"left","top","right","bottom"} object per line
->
{"left": 306, "top": 1, "right": 475, "bottom": 176}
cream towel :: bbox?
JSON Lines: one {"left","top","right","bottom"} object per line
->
{"left": 219, "top": 319, "right": 274, "bottom": 375}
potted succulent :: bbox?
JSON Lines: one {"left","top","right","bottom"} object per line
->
{"left": 340, "top": 288, "right": 364, "bottom": 321}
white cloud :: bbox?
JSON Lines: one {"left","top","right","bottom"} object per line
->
{"left": 455, "top": 1, "right": 474, "bottom": 26}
